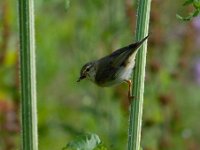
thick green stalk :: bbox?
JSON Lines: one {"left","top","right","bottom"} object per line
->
{"left": 18, "top": 0, "right": 38, "bottom": 150}
{"left": 128, "top": 0, "right": 151, "bottom": 150}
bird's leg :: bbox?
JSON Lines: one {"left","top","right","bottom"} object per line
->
{"left": 124, "top": 79, "right": 134, "bottom": 103}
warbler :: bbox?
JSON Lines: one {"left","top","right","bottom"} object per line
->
{"left": 77, "top": 35, "right": 149, "bottom": 100}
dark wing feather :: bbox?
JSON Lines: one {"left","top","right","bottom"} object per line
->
{"left": 109, "top": 35, "right": 149, "bottom": 67}
{"left": 110, "top": 35, "right": 149, "bottom": 58}
{"left": 95, "top": 56, "right": 118, "bottom": 85}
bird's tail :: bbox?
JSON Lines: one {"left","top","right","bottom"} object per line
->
{"left": 108, "top": 34, "right": 149, "bottom": 67}
{"left": 128, "top": 34, "right": 149, "bottom": 51}
{"left": 122, "top": 34, "right": 149, "bottom": 65}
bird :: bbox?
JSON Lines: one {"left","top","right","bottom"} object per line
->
{"left": 77, "top": 35, "right": 149, "bottom": 101}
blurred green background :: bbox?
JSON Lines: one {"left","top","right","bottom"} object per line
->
{"left": 1, "top": 0, "right": 200, "bottom": 150}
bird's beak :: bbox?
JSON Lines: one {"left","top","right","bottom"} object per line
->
{"left": 77, "top": 75, "right": 86, "bottom": 82}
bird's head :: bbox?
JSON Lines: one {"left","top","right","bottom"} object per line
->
{"left": 77, "top": 61, "right": 96, "bottom": 82}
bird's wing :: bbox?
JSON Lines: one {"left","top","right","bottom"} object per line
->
{"left": 110, "top": 48, "right": 133, "bottom": 67}
{"left": 110, "top": 35, "right": 149, "bottom": 58}
{"left": 95, "top": 57, "right": 118, "bottom": 85}
{"left": 110, "top": 35, "right": 149, "bottom": 67}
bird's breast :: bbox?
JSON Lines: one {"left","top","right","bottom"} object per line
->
{"left": 118, "top": 60, "right": 135, "bottom": 80}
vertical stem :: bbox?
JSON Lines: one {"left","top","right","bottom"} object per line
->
{"left": 128, "top": 0, "right": 151, "bottom": 150}
{"left": 18, "top": 0, "right": 38, "bottom": 150}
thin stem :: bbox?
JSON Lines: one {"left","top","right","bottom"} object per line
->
{"left": 128, "top": 0, "right": 151, "bottom": 150}
{"left": 18, "top": 0, "right": 38, "bottom": 149}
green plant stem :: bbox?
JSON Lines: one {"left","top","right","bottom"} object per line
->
{"left": 18, "top": 0, "right": 38, "bottom": 149}
{"left": 128, "top": 0, "right": 151, "bottom": 150}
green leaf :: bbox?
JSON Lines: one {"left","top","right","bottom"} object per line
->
{"left": 193, "top": 9, "right": 200, "bottom": 16}
{"left": 176, "top": 8, "right": 200, "bottom": 21}
{"left": 178, "top": 0, "right": 200, "bottom": 21}
{"left": 63, "top": 133, "right": 102, "bottom": 150}
{"left": 193, "top": 0, "right": 200, "bottom": 9}
{"left": 94, "top": 143, "right": 108, "bottom": 150}
{"left": 183, "top": 0, "right": 194, "bottom": 6}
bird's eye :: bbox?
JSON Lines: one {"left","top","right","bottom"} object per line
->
{"left": 86, "top": 68, "right": 90, "bottom": 71}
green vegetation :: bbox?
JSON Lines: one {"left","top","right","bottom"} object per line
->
{"left": 18, "top": 0, "right": 38, "bottom": 149}
{"left": 0, "top": 0, "right": 200, "bottom": 150}
{"left": 63, "top": 133, "right": 107, "bottom": 150}
{"left": 177, "top": 0, "right": 200, "bottom": 21}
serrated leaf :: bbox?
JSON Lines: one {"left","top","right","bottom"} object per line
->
{"left": 63, "top": 133, "right": 101, "bottom": 150}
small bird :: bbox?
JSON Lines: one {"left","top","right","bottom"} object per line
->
{"left": 77, "top": 35, "right": 149, "bottom": 101}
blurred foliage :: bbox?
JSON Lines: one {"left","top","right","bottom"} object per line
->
{"left": 0, "top": 0, "right": 20, "bottom": 150}
{"left": 1, "top": 0, "right": 200, "bottom": 150}
{"left": 177, "top": 0, "right": 200, "bottom": 21}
